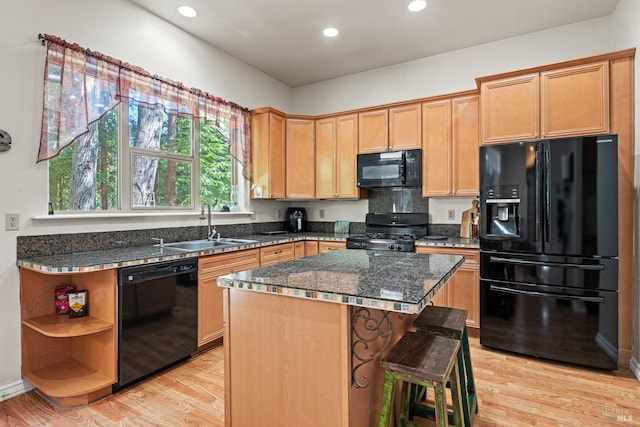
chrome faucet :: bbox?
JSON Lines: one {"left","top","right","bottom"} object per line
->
{"left": 151, "top": 237, "right": 164, "bottom": 247}
{"left": 201, "top": 203, "right": 213, "bottom": 240}
{"left": 201, "top": 203, "right": 221, "bottom": 241}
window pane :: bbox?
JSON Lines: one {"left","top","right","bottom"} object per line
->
{"left": 129, "top": 104, "right": 192, "bottom": 155}
{"left": 199, "top": 122, "right": 232, "bottom": 208}
{"left": 132, "top": 155, "right": 192, "bottom": 207}
{"left": 48, "top": 109, "right": 119, "bottom": 211}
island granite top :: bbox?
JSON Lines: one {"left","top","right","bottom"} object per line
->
{"left": 217, "top": 249, "right": 464, "bottom": 314}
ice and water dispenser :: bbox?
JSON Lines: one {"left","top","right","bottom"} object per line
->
{"left": 483, "top": 185, "right": 520, "bottom": 237}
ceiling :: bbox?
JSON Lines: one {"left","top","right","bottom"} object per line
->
{"left": 128, "top": 0, "right": 619, "bottom": 88}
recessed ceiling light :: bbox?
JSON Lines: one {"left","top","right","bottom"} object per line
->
{"left": 323, "top": 27, "right": 339, "bottom": 38}
{"left": 178, "top": 5, "right": 198, "bottom": 18}
{"left": 408, "top": 0, "right": 427, "bottom": 12}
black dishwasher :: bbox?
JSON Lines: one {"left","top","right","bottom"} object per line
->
{"left": 114, "top": 258, "right": 198, "bottom": 392}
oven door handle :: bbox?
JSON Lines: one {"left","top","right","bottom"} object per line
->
{"left": 489, "top": 285, "right": 604, "bottom": 303}
{"left": 489, "top": 256, "right": 605, "bottom": 270}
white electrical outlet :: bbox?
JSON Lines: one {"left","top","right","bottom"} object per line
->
{"left": 5, "top": 213, "right": 19, "bottom": 231}
{"left": 319, "top": 209, "right": 325, "bottom": 219}
{"left": 447, "top": 210, "right": 455, "bottom": 221}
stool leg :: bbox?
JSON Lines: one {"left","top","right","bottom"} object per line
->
{"left": 379, "top": 371, "right": 397, "bottom": 427}
{"left": 433, "top": 380, "right": 449, "bottom": 427}
{"left": 456, "top": 344, "right": 472, "bottom": 427}
{"left": 461, "top": 328, "right": 478, "bottom": 417}
{"left": 449, "top": 361, "right": 465, "bottom": 427}
{"left": 399, "top": 380, "right": 412, "bottom": 426}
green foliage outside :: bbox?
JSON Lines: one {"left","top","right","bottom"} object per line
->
{"left": 48, "top": 105, "right": 232, "bottom": 211}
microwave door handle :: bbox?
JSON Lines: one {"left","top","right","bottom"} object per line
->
{"left": 489, "top": 284, "right": 604, "bottom": 303}
{"left": 399, "top": 163, "right": 406, "bottom": 184}
{"left": 489, "top": 256, "right": 605, "bottom": 270}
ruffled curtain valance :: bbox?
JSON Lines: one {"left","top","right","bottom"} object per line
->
{"left": 38, "top": 33, "right": 251, "bottom": 179}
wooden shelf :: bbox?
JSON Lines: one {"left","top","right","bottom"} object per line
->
{"left": 25, "top": 358, "right": 114, "bottom": 398}
{"left": 22, "top": 314, "right": 113, "bottom": 337}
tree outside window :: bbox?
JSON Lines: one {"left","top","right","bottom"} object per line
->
{"left": 48, "top": 104, "right": 233, "bottom": 212}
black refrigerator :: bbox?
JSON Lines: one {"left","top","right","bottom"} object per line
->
{"left": 479, "top": 134, "right": 619, "bottom": 369}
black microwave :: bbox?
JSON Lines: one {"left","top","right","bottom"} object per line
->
{"left": 356, "top": 149, "right": 422, "bottom": 188}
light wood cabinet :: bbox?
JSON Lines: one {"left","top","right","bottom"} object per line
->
{"left": 251, "top": 109, "right": 286, "bottom": 199}
{"left": 20, "top": 268, "right": 117, "bottom": 407}
{"left": 294, "top": 241, "right": 305, "bottom": 259}
{"left": 198, "top": 249, "right": 260, "bottom": 348}
{"left": 358, "top": 109, "right": 388, "bottom": 153}
{"left": 318, "top": 241, "right": 346, "bottom": 253}
{"left": 286, "top": 118, "right": 315, "bottom": 199}
{"left": 260, "top": 243, "right": 296, "bottom": 266}
{"left": 415, "top": 247, "right": 480, "bottom": 330}
{"left": 389, "top": 103, "right": 422, "bottom": 151}
{"left": 422, "top": 99, "right": 451, "bottom": 196}
{"left": 422, "top": 94, "right": 479, "bottom": 197}
{"left": 480, "top": 61, "right": 609, "bottom": 144}
{"left": 316, "top": 114, "right": 359, "bottom": 199}
{"left": 540, "top": 61, "right": 610, "bottom": 139}
{"left": 358, "top": 105, "right": 422, "bottom": 154}
{"left": 304, "top": 241, "right": 319, "bottom": 257}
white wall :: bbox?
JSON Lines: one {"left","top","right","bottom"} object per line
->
{"left": 610, "top": 0, "right": 640, "bottom": 378}
{"left": 0, "top": 0, "right": 291, "bottom": 399}
{"left": 292, "top": 17, "right": 614, "bottom": 115}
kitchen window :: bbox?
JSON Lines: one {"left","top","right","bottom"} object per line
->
{"left": 39, "top": 34, "right": 249, "bottom": 214}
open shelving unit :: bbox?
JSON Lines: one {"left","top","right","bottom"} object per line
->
{"left": 19, "top": 267, "right": 117, "bottom": 407}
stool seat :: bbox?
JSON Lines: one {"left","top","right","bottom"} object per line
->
{"left": 413, "top": 305, "right": 467, "bottom": 339}
{"left": 379, "top": 332, "right": 465, "bottom": 427}
{"left": 411, "top": 306, "right": 477, "bottom": 427}
{"left": 382, "top": 332, "right": 460, "bottom": 384}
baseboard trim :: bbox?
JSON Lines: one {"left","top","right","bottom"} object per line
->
{"left": 0, "top": 380, "right": 34, "bottom": 402}
{"left": 630, "top": 357, "right": 640, "bottom": 381}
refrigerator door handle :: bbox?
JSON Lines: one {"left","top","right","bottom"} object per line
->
{"left": 489, "top": 284, "right": 605, "bottom": 303}
{"left": 489, "top": 256, "right": 605, "bottom": 270}
{"left": 544, "top": 143, "right": 550, "bottom": 242}
{"left": 535, "top": 144, "right": 542, "bottom": 243}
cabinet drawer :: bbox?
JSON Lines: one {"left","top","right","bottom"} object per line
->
{"left": 260, "top": 243, "right": 295, "bottom": 266}
{"left": 415, "top": 247, "right": 479, "bottom": 268}
{"left": 199, "top": 248, "right": 260, "bottom": 277}
{"left": 318, "top": 241, "right": 346, "bottom": 253}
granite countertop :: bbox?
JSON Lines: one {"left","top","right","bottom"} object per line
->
{"left": 16, "top": 231, "right": 475, "bottom": 274}
{"left": 16, "top": 232, "right": 347, "bottom": 273}
{"left": 416, "top": 236, "right": 479, "bottom": 249}
{"left": 217, "top": 249, "right": 464, "bottom": 314}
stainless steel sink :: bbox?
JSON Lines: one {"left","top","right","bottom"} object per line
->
{"left": 159, "top": 238, "right": 259, "bottom": 252}
{"left": 161, "top": 240, "right": 233, "bottom": 251}
{"left": 217, "top": 238, "right": 259, "bottom": 244}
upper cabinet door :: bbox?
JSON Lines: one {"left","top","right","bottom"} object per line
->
{"left": 540, "top": 61, "right": 609, "bottom": 139}
{"left": 251, "top": 110, "right": 285, "bottom": 199}
{"left": 335, "top": 114, "right": 359, "bottom": 198}
{"left": 452, "top": 95, "right": 479, "bottom": 197}
{"left": 389, "top": 103, "right": 422, "bottom": 151}
{"left": 422, "top": 99, "right": 452, "bottom": 197}
{"left": 358, "top": 109, "right": 388, "bottom": 153}
{"left": 315, "top": 117, "right": 336, "bottom": 199}
{"left": 480, "top": 73, "right": 540, "bottom": 145}
{"left": 286, "top": 118, "right": 315, "bottom": 199}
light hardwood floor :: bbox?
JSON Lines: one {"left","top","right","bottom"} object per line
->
{"left": 1, "top": 338, "right": 639, "bottom": 426}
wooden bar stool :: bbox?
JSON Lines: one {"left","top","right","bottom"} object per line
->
{"left": 379, "top": 331, "right": 465, "bottom": 427}
{"left": 411, "top": 306, "right": 477, "bottom": 426}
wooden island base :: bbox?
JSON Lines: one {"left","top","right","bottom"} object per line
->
{"left": 223, "top": 288, "right": 414, "bottom": 427}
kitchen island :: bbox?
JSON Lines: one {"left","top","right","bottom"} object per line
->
{"left": 217, "top": 249, "right": 464, "bottom": 427}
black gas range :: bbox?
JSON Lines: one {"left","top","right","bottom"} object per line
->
{"left": 346, "top": 212, "right": 427, "bottom": 252}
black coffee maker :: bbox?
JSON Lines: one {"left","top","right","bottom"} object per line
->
{"left": 286, "top": 207, "right": 307, "bottom": 232}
